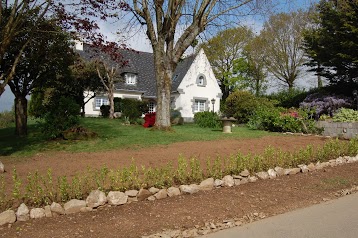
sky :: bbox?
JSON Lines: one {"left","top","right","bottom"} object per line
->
{"left": 0, "top": 0, "right": 319, "bottom": 112}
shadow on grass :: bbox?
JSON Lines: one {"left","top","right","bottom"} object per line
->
{"left": 0, "top": 124, "right": 46, "bottom": 156}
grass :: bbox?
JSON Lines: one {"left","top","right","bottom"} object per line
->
{"left": 0, "top": 117, "right": 272, "bottom": 157}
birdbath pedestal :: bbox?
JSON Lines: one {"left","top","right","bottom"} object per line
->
{"left": 219, "top": 117, "right": 237, "bottom": 133}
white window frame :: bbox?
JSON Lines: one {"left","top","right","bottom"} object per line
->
{"left": 95, "top": 97, "right": 109, "bottom": 110}
{"left": 148, "top": 101, "right": 156, "bottom": 113}
{"left": 125, "top": 73, "right": 137, "bottom": 85}
{"left": 194, "top": 100, "right": 206, "bottom": 112}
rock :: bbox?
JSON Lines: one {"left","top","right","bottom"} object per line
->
{"left": 80, "top": 207, "right": 93, "bottom": 213}
{"left": 86, "top": 190, "right": 107, "bottom": 208}
{"left": 125, "top": 190, "right": 138, "bottom": 197}
{"left": 288, "top": 168, "right": 301, "bottom": 175}
{"left": 274, "top": 167, "right": 285, "bottom": 176}
{"left": 154, "top": 189, "right": 168, "bottom": 199}
{"left": 315, "top": 162, "right": 324, "bottom": 170}
{"left": 64, "top": 199, "right": 86, "bottom": 214}
{"left": 127, "top": 196, "right": 138, "bottom": 203}
{"left": 321, "top": 162, "right": 330, "bottom": 168}
{"left": 167, "top": 187, "right": 181, "bottom": 197}
{"left": 199, "top": 178, "right": 214, "bottom": 191}
{"left": 234, "top": 179, "right": 241, "bottom": 186}
{"left": 214, "top": 179, "right": 224, "bottom": 187}
{"left": 248, "top": 176, "right": 257, "bottom": 183}
{"left": 232, "top": 175, "right": 243, "bottom": 179}
{"left": 0, "top": 210, "right": 16, "bottom": 226}
{"left": 239, "top": 169, "right": 250, "bottom": 177}
{"left": 50, "top": 202, "right": 65, "bottom": 215}
{"left": 147, "top": 196, "right": 156, "bottom": 201}
{"left": 179, "top": 184, "right": 200, "bottom": 194}
{"left": 284, "top": 168, "right": 291, "bottom": 175}
{"left": 137, "top": 188, "right": 152, "bottom": 201}
{"left": 0, "top": 161, "right": 4, "bottom": 173}
{"left": 267, "top": 169, "right": 277, "bottom": 179}
{"left": 44, "top": 205, "right": 52, "bottom": 218}
{"left": 16, "top": 203, "right": 30, "bottom": 222}
{"left": 307, "top": 163, "right": 316, "bottom": 171}
{"left": 30, "top": 208, "right": 45, "bottom": 219}
{"left": 336, "top": 157, "right": 345, "bottom": 164}
{"left": 107, "top": 191, "right": 128, "bottom": 205}
{"left": 298, "top": 164, "right": 309, "bottom": 173}
{"left": 222, "top": 175, "right": 235, "bottom": 187}
{"left": 347, "top": 157, "right": 358, "bottom": 163}
{"left": 149, "top": 187, "right": 160, "bottom": 194}
{"left": 256, "top": 172, "right": 269, "bottom": 180}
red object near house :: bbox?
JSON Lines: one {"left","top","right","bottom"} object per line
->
{"left": 143, "top": 112, "right": 156, "bottom": 128}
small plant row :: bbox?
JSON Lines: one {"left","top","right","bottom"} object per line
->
{"left": 1, "top": 152, "right": 358, "bottom": 227}
{"left": 1, "top": 139, "right": 358, "bottom": 212}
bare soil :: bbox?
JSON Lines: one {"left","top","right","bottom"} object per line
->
{"left": 1, "top": 135, "right": 357, "bottom": 238}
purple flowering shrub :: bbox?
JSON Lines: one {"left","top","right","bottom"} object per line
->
{"left": 299, "top": 93, "right": 352, "bottom": 119}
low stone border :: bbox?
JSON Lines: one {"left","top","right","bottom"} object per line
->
{"left": 1, "top": 155, "right": 358, "bottom": 228}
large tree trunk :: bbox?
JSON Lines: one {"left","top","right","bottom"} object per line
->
{"left": 14, "top": 96, "right": 28, "bottom": 136}
{"left": 154, "top": 52, "right": 174, "bottom": 130}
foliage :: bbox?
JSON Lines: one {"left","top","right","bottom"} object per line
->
{"left": 0, "top": 110, "right": 15, "bottom": 129}
{"left": 144, "top": 112, "right": 156, "bottom": 128}
{"left": 247, "top": 106, "right": 320, "bottom": 134}
{"left": 267, "top": 88, "right": 309, "bottom": 108}
{"left": 299, "top": 93, "right": 352, "bottom": 119}
{"left": 100, "top": 105, "right": 110, "bottom": 118}
{"left": 41, "top": 97, "right": 81, "bottom": 139}
{"left": 259, "top": 10, "right": 310, "bottom": 90}
{"left": 333, "top": 108, "right": 358, "bottom": 122}
{"left": 120, "top": 98, "right": 148, "bottom": 121}
{"left": 224, "top": 91, "right": 275, "bottom": 123}
{"left": 1, "top": 138, "right": 357, "bottom": 211}
{"left": 194, "top": 111, "right": 221, "bottom": 129}
{"left": 303, "top": 0, "right": 358, "bottom": 84}
{"left": 199, "top": 27, "right": 254, "bottom": 100}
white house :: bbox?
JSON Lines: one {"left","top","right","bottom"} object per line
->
{"left": 78, "top": 44, "right": 222, "bottom": 122}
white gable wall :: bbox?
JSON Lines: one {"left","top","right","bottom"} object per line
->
{"left": 174, "top": 49, "right": 222, "bottom": 122}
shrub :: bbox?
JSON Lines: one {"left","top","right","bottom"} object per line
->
{"left": 41, "top": 97, "right": 81, "bottom": 139}
{"left": 100, "top": 105, "right": 110, "bottom": 118}
{"left": 299, "top": 93, "right": 352, "bottom": 119}
{"left": 194, "top": 111, "right": 221, "bottom": 128}
{"left": 143, "top": 112, "right": 156, "bottom": 128}
{"left": 171, "top": 109, "right": 183, "bottom": 125}
{"left": 0, "top": 110, "right": 15, "bottom": 129}
{"left": 247, "top": 106, "right": 320, "bottom": 134}
{"left": 114, "top": 97, "right": 121, "bottom": 112}
{"left": 121, "top": 99, "right": 148, "bottom": 121}
{"left": 224, "top": 90, "right": 274, "bottom": 123}
{"left": 267, "top": 88, "right": 308, "bottom": 108}
{"left": 333, "top": 108, "right": 358, "bottom": 122}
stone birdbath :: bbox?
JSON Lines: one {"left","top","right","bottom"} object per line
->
{"left": 218, "top": 117, "right": 237, "bottom": 133}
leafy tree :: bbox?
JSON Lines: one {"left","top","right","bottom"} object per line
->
{"left": 259, "top": 11, "right": 309, "bottom": 90}
{"left": 4, "top": 18, "right": 75, "bottom": 136}
{"left": 303, "top": 0, "right": 358, "bottom": 85}
{"left": 200, "top": 27, "right": 254, "bottom": 101}
{"left": 130, "top": 0, "right": 270, "bottom": 129}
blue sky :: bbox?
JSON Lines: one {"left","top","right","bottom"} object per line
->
{"left": 0, "top": 0, "right": 318, "bottom": 112}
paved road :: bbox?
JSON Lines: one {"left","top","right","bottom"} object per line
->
{"left": 203, "top": 192, "right": 358, "bottom": 238}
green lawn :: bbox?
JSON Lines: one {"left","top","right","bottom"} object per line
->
{"left": 0, "top": 117, "right": 273, "bottom": 157}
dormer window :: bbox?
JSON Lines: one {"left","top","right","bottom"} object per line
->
{"left": 125, "top": 73, "right": 137, "bottom": 85}
{"left": 196, "top": 74, "right": 207, "bottom": 87}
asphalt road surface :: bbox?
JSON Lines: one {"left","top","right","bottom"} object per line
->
{"left": 203, "top": 192, "right": 358, "bottom": 238}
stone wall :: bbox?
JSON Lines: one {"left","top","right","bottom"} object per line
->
{"left": 316, "top": 121, "right": 358, "bottom": 139}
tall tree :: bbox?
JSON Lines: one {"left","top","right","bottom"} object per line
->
{"left": 303, "top": 0, "right": 358, "bottom": 85}
{"left": 130, "top": 0, "right": 269, "bottom": 129}
{"left": 4, "top": 19, "right": 75, "bottom": 136}
{"left": 259, "top": 10, "right": 309, "bottom": 90}
{"left": 200, "top": 27, "right": 254, "bottom": 101}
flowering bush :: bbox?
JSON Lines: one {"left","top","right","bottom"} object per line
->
{"left": 143, "top": 112, "right": 156, "bottom": 128}
{"left": 299, "top": 93, "right": 352, "bottom": 119}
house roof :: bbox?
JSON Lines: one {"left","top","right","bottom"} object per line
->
{"left": 78, "top": 44, "right": 196, "bottom": 98}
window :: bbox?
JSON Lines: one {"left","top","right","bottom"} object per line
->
{"left": 125, "top": 73, "right": 137, "bottom": 85}
{"left": 95, "top": 98, "right": 109, "bottom": 110}
{"left": 194, "top": 100, "right": 206, "bottom": 112}
{"left": 196, "top": 74, "right": 206, "bottom": 86}
{"left": 148, "top": 101, "right": 156, "bottom": 113}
